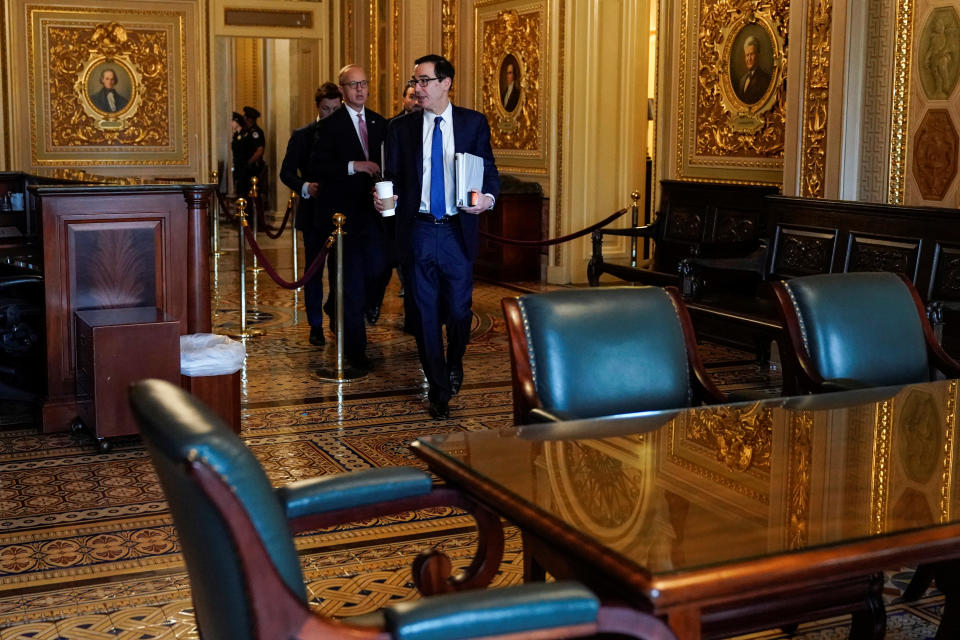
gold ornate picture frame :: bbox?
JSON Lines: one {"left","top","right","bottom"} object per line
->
{"left": 27, "top": 6, "right": 189, "bottom": 166}
{"left": 676, "top": 0, "right": 788, "bottom": 184}
{"left": 474, "top": 1, "right": 549, "bottom": 174}
{"left": 718, "top": 10, "right": 784, "bottom": 132}
{"left": 77, "top": 54, "right": 143, "bottom": 126}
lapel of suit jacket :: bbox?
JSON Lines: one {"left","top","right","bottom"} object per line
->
{"left": 452, "top": 106, "right": 463, "bottom": 153}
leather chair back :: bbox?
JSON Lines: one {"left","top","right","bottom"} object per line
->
{"left": 130, "top": 381, "right": 305, "bottom": 640}
{"left": 782, "top": 272, "right": 931, "bottom": 386}
{"left": 516, "top": 287, "right": 692, "bottom": 418}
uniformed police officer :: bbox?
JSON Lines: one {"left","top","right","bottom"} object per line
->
{"left": 233, "top": 106, "right": 266, "bottom": 202}
{"left": 230, "top": 112, "right": 246, "bottom": 196}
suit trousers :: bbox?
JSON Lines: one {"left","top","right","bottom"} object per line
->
{"left": 300, "top": 226, "right": 328, "bottom": 329}
{"left": 367, "top": 216, "right": 399, "bottom": 312}
{"left": 326, "top": 228, "right": 389, "bottom": 362}
{"left": 409, "top": 218, "right": 473, "bottom": 403}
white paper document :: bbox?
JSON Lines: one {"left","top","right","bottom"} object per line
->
{"left": 455, "top": 152, "right": 484, "bottom": 208}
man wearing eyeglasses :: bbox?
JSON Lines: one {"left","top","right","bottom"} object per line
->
{"left": 310, "top": 64, "right": 389, "bottom": 371}
{"left": 378, "top": 54, "right": 500, "bottom": 420}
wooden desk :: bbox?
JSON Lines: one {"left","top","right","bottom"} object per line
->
{"left": 412, "top": 381, "right": 960, "bottom": 639}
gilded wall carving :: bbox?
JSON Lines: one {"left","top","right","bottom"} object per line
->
{"left": 917, "top": 6, "right": 960, "bottom": 101}
{"left": 693, "top": 0, "right": 788, "bottom": 158}
{"left": 871, "top": 400, "right": 893, "bottom": 535}
{"left": 786, "top": 411, "right": 812, "bottom": 549}
{"left": 913, "top": 109, "right": 958, "bottom": 200}
{"left": 686, "top": 403, "right": 772, "bottom": 473}
{"left": 475, "top": 3, "right": 547, "bottom": 167}
{"left": 50, "top": 22, "right": 165, "bottom": 146}
{"left": 888, "top": 0, "right": 914, "bottom": 204}
{"left": 27, "top": 6, "right": 189, "bottom": 166}
{"left": 905, "top": 0, "right": 960, "bottom": 205}
{"left": 799, "top": 0, "right": 832, "bottom": 199}
{"left": 441, "top": 0, "right": 457, "bottom": 71}
{"left": 676, "top": 0, "right": 787, "bottom": 183}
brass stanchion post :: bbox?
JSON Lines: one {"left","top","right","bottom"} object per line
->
{"left": 225, "top": 198, "right": 263, "bottom": 339}
{"left": 289, "top": 191, "right": 299, "bottom": 279}
{"left": 630, "top": 190, "right": 640, "bottom": 269}
{"left": 316, "top": 213, "right": 366, "bottom": 381}
{"left": 290, "top": 192, "right": 300, "bottom": 323}
{"left": 247, "top": 177, "right": 264, "bottom": 274}
{"left": 210, "top": 170, "right": 221, "bottom": 256}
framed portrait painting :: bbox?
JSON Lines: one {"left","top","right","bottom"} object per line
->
{"left": 21, "top": 5, "right": 192, "bottom": 167}
{"left": 673, "top": 1, "right": 787, "bottom": 184}
{"left": 83, "top": 59, "right": 137, "bottom": 118}
{"left": 475, "top": 2, "right": 549, "bottom": 174}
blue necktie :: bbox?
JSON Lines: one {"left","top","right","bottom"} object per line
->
{"left": 430, "top": 116, "right": 445, "bottom": 220}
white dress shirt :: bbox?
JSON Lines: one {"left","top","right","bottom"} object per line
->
{"left": 420, "top": 103, "right": 457, "bottom": 216}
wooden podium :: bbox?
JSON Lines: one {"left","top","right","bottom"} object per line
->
{"left": 31, "top": 183, "right": 215, "bottom": 432}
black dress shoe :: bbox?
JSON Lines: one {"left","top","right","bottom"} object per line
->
{"left": 428, "top": 399, "right": 449, "bottom": 420}
{"left": 449, "top": 364, "right": 464, "bottom": 395}
{"left": 348, "top": 355, "right": 373, "bottom": 372}
{"left": 365, "top": 305, "right": 381, "bottom": 325}
{"left": 309, "top": 327, "right": 325, "bottom": 346}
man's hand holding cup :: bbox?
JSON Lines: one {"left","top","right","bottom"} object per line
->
{"left": 374, "top": 181, "right": 397, "bottom": 217}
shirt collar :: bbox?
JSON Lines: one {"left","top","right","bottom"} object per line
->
{"left": 423, "top": 102, "right": 454, "bottom": 126}
{"left": 345, "top": 104, "right": 366, "bottom": 119}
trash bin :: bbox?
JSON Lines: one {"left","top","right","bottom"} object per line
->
{"left": 179, "top": 334, "right": 245, "bottom": 433}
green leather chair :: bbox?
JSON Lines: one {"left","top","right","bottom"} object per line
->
{"left": 771, "top": 272, "right": 960, "bottom": 395}
{"left": 502, "top": 286, "right": 726, "bottom": 425}
{"left": 129, "top": 379, "right": 677, "bottom": 640}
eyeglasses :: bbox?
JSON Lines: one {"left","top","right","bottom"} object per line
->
{"left": 407, "top": 77, "right": 440, "bottom": 88}
{"left": 341, "top": 80, "right": 369, "bottom": 90}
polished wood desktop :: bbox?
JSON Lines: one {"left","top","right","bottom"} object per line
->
{"left": 412, "top": 381, "right": 960, "bottom": 640}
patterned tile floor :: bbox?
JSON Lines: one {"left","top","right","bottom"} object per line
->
{"left": 0, "top": 231, "right": 943, "bottom": 638}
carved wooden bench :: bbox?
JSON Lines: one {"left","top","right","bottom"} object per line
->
{"left": 587, "top": 180, "right": 779, "bottom": 288}
{"left": 680, "top": 195, "right": 960, "bottom": 359}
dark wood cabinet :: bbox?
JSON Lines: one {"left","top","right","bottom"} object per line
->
{"left": 33, "top": 183, "right": 214, "bottom": 432}
{"left": 474, "top": 178, "right": 544, "bottom": 282}
{"left": 75, "top": 307, "right": 180, "bottom": 444}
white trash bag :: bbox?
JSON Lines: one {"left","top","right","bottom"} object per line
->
{"left": 180, "top": 333, "right": 246, "bottom": 377}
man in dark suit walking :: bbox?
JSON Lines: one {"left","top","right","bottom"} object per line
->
{"left": 311, "top": 64, "right": 388, "bottom": 370}
{"left": 379, "top": 54, "right": 500, "bottom": 419}
{"left": 279, "top": 83, "right": 342, "bottom": 346}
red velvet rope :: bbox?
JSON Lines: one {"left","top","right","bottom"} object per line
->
{"left": 242, "top": 226, "right": 331, "bottom": 290}
{"left": 234, "top": 204, "right": 629, "bottom": 290}
{"left": 477, "top": 207, "right": 629, "bottom": 247}
{"left": 246, "top": 196, "right": 279, "bottom": 236}
{"left": 262, "top": 197, "right": 294, "bottom": 239}
{"left": 215, "top": 190, "right": 232, "bottom": 214}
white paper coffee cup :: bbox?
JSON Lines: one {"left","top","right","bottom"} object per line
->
{"left": 375, "top": 181, "right": 396, "bottom": 217}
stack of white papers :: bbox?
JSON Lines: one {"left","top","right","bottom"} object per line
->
{"left": 455, "top": 152, "right": 484, "bottom": 208}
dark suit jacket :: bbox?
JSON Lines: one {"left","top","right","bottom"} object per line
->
{"left": 736, "top": 67, "right": 772, "bottom": 105}
{"left": 91, "top": 88, "right": 129, "bottom": 113}
{"left": 500, "top": 84, "right": 520, "bottom": 112}
{"left": 310, "top": 106, "right": 387, "bottom": 237}
{"left": 279, "top": 120, "right": 322, "bottom": 231}
{"left": 385, "top": 106, "right": 500, "bottom": 262}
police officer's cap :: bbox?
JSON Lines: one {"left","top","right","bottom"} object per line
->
{"left": 242, "top": 106, "right": 260, "bottom": 120}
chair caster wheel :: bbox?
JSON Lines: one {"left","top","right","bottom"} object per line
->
{"left": 71, "top": 419, "right": 86, "bottom": 435}
{"left": 98, "top": 439, "right": 112, "bottom": 453}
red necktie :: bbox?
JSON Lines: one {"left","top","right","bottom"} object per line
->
{"left": 357, "top": 113, "right": 369, "bottom": 159}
